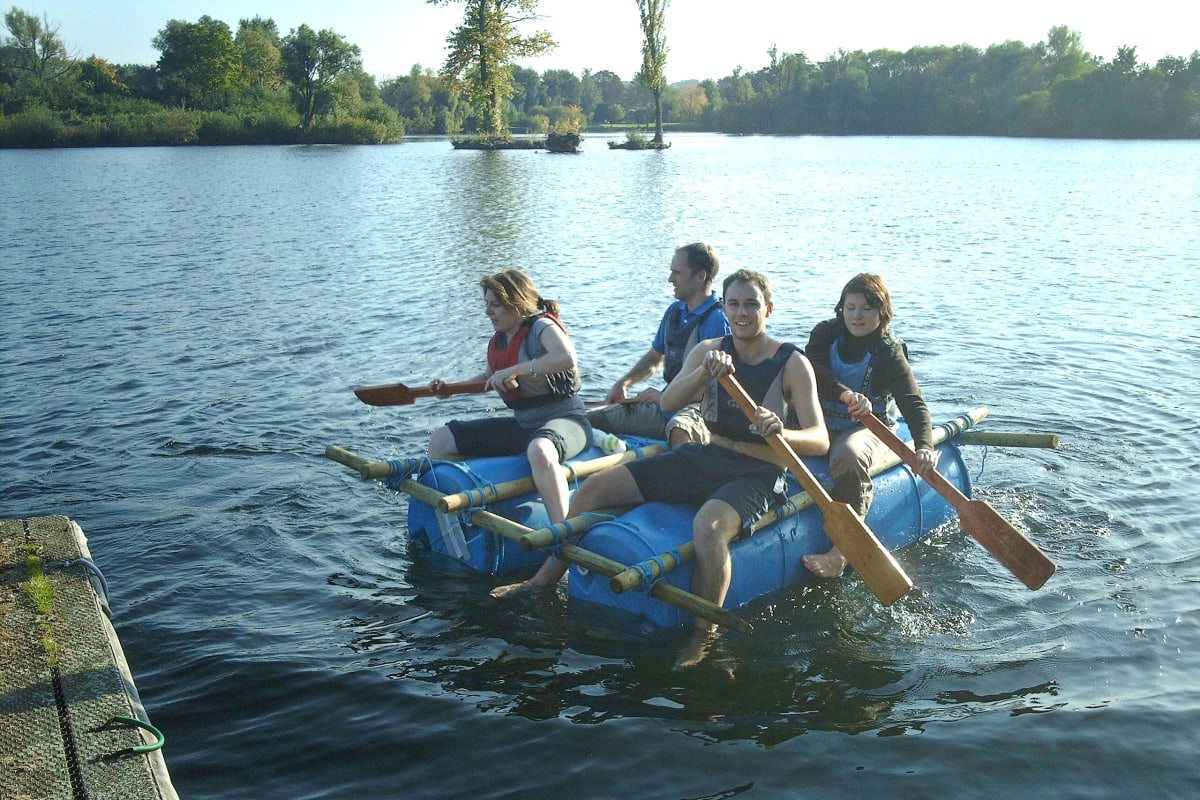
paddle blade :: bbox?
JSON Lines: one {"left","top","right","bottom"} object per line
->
{"left": 822, "top": 502, "right": 913, "bottom": 606}
{"left": 354, "top": 383, "right": 417, "bottom": 406}
{"left": 859, "top": 412, "right": 1055, "bottom": 590}
{"left": 957, "top": 499, "right": 1056, "bottom": 590}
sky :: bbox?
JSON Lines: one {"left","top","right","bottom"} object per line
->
{"left": 21, "top": 1, "right": 1200, "bottom": 83}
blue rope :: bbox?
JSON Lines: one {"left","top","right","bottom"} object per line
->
{"left": 384, "top": 455, "right": 434, "bottom": 492}
{"left": 975, "top": 445, "right": 989, "bottom": 484}
{"left": 564, "top": 462, "right": 580, "bottom": 490}
{"left": 631, "top": 548, "right": 683, "bottom": 591}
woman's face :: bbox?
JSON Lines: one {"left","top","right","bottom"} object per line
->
{"left": 841, "top": 292, "right": 882, "bottom": 338}
{"left": 484, "top": 289, "right": 523, "bottom": 336}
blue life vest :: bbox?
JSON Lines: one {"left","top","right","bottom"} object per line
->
{"left": 662, "top": 300, "right": 722, "bottom": 383}
{"left": 822, "top": 335, "right": 899, "bottom": 432}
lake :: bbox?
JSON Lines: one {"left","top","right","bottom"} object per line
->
{"left": 2, "top": 133, "right": 1199, "bottom": 799}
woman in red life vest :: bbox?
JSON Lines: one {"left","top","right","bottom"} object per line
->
{"left": 428, "top": 269, "right": 592, "bottom": 527}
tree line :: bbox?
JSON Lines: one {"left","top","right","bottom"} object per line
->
{"left": 2, "top": 4, "right": 1197, "bottom": 148}
{"left": 0, "top": 9, "right": 402, "bottom": 146}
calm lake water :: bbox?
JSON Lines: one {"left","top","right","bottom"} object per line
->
{"left": 3, "top": 133, "right": 1199, "bottom": 799}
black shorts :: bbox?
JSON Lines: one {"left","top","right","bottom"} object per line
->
{"left": 446, "top": 413, "right": 592, "bottom": 462}
{"left": 624, "top": 442, "right": 787, "bottom": 532}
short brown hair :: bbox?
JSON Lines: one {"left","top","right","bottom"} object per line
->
{"left": 676, "top": 242, "right": 719, "bottom": 286}
{"left": 723, "top": 268, "right": 772, "bottom": 306}
{"left": 835, "top": 273, "right": 893, "bottom": 331}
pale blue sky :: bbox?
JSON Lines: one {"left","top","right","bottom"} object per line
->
{"left": 23, "top": 1, "right": 1200, "bottom": 82}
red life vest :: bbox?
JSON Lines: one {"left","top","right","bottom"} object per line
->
{"left": 486, "top": 313, "right": 577, "bottom": 407}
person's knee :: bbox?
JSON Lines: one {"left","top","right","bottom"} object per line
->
{"left": 692, "top": 502, "right": 739, "bottom": 551}
{"left": 571, "top": 466, "right": 632, "bottom": 513}
{"left": 526, "top": 437, "right": 559, "bottom": 470}
{"left": 429, "top": 426, "right": 456, "bottom": 457}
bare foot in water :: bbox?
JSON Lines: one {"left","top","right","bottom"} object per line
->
{"left": 489, "top": 578, "right": 556, "bottom": 599}
{"left": 672, "top": 627, "right": 717, "bottom": 670}
{"left": 803, "top": 548, "right": 848, "bottom": 579}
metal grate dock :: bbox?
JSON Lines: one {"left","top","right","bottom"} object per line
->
{"left": 1, "top": 516, "right": 177, "bottom": 800}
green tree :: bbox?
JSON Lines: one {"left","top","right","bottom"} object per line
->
{"left": 429, "top": 0, "right": 556, "bottom": 137}
{"left": 634, "top": 0, "right": 668, "bottom": 144}
{"left": 541, "top": 68, "right": 580, "bottom": 106}
{"left": 281, "top": 24, "right": 362, "bottom": 134}
{"left": 578, "top": 68, "right": 601, "bottom": 116}
{"left": 1043, "top": 25, "right": 1092, "bottom": 83}
{"left": 236, "top": 19, "right": 282, "bottom": 95}
{"left": 153, "top": 16, "right": 242, "bottom": 109}
{"left": 2, "top": 7, "right": 74, "bottom": 106}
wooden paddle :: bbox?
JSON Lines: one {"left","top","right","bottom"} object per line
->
{"left": 354, "top": 378, "right": 630, "bottom": 408}
{"left": 718, "top": 374, "right": 913, "bottom": 606}
{"left": 354, "top": 379, "right": 489, "bottom": 406}
{"left": 859, "top": 413, "right": 1056, "bottom": 590}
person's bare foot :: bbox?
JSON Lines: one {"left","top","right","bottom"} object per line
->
{"left": 672, "top": 627, "right": 717, "bottom": 670}
{"left": 802, "top": 548, "right": 848, "bottom": 578}
{"left": 489, "top": 577, "right": 557, "bottom": 599}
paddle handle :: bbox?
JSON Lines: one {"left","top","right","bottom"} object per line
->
{"left": 859, "top": 414, "right": 969, "bottom": 505}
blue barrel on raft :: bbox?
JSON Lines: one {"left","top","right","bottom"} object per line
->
{"left": 404, "top": 439, "right": 662, "bottom": 574}
{"left": 405, "top": 454, "right": 564, "bottom": 574}
{"left": 568, "top": 429, "right": 972, "bottom": 632}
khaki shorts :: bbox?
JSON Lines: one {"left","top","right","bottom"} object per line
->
{"left": 586, "top": 401, "right": 710, "bottom": 444}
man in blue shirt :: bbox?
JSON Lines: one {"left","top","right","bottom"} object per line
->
{"left": 588, "top": 242, "right": 731, "bottom": 446}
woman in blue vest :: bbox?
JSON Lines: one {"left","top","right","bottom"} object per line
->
{"left": 802, "top": 273, "right": 939, "bottom": 579}
{"left": 428, "top": 269, "right": 591, "bottom": 526}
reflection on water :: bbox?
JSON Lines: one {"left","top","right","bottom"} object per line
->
{"left": 3, "top": 135, "right": 1200, "bottom": 798}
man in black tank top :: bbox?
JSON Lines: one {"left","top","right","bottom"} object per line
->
{"left": 493, "top": 270, "right": 829, "bottom": 668}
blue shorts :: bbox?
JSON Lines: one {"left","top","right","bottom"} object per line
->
{"left": 624, "top": 442, "right": 787, "bottom": 532}
{"left": 446, "top": 413, "right": 592, "bottom": 463}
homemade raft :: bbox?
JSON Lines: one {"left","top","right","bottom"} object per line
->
{"left": 327, "top": 408, "right": 1054, "bottom": 633}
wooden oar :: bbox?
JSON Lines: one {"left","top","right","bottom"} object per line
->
{"left": 718, "top": 374, "right": 913, "bottom": 606}
{"left": 354, "top": 379, "right": 488, "bottom": 406}
{"left": 354, "top": 378, "right": 630, "bottom": 409}
{"left": 859, "top": 413, "right": 1056, "bottom": 590}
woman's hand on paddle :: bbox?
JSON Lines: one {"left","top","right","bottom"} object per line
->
{"left": 429, "top": 378, "right": 448, "bottom": 397}
{"left": 485, "top": 368, "right": 519, "bottom": 393}
{"left": 914, "top": 447, "right": 940, "bottom": 476}
{"left": 841, "top": 390, "right": 872, "bottom": 419}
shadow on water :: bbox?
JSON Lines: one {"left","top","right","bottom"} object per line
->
{"left": 329, "top": 535, "right": 1068, "bottom": 749}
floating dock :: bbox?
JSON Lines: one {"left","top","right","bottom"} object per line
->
{"left": 1, "top": 515, "right": 177, "bottom": 800}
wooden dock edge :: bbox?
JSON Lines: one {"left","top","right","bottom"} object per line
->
{"left": 1, "top": 515, "right": 179, "bottom": 800}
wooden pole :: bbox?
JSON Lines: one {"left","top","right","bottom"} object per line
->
{"left": 957, "top": 431, "right": 1059, "bottom": 449}
{"left": 467, "top": 509, "right": 753, "bottom": 634}
{"left": 438, "top": 444, "right": 664, "bottom": 513}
